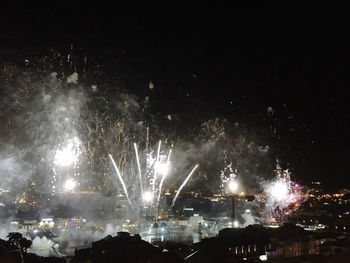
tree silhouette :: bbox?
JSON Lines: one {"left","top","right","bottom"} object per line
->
{"left": 7, "top": 232, "right": 32, "bottom": 253}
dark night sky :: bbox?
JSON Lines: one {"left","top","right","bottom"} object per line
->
{"left": 0, "top": 4, "right": 349, "bottom": 189}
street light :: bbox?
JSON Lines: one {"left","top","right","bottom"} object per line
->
{"left": 228, "top": 180, "right": 238, "bottom": 193}
{"left": 227, "top": 179, "right": 239, "bottom": 227}
{"left": 142, "top": 191, "right": 155, "bottom": 220}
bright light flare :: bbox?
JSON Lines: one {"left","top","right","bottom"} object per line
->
{"left": 155, "top": 162, "right": 169, "bottom": 176}
{"left": 264, "top": 166, "right": 307, "bottom": 225}
{"left": 54, "top": 137, "right": 80, "bottom": 167}
{"left": 143, "top": 191, "right": 154, "bottom": 203}
{"left": 269, "top": 180, "right": 289, "bottom": 202}
{"left": 64, "top": 179, "right": 77, "bottom": 191}
{"left": 228, "top": 180, "right": 238, "bottom": 193}
{"left": 156, "top": 149, "right": 172, "bottom": 207}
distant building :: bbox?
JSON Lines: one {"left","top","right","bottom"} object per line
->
{"left": 332, "top": 218, "right": 350, "bottom": 233}
{"left": 186, "top": 225, "right": 269, "bottom": 262}
{"left": 188, "top": 215, "right": 204, "bottom": 228}
{"left": 320, "top": 238, "right": 350, "bottom": 261}
{"left": 21, "top": 220, "right": 38, "bottom": 231}
{"left": 185, "top": 224, "right": 324, "bottom": 262}
{"left": 84, "top": 232, "right": 182, "bottom": 263}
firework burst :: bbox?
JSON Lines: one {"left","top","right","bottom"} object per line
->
{"left": 264, "top": 161, "right": 305, "bottom": 224}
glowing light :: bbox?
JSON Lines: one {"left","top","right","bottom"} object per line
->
{"left": 54, "top": 137, "right": 80, "bottom": 167}
{"left": 157, "top": 149, "right": 172, "bottom": 206}
{"left": 259, "top": 254, "right": 268, "bottom": 261}
{"left": 269, "top": 180, "right": 289, "bottom": 202}
{"left": 64, "top": 179, "right": 77, "bottom": 191}
{"left": 155, "top": 162, "right": 169, "bottom": 176}
{"left": 264, "top": 164, "right": 307, "bottom": 225}
{"left": 220, "top": 162, "right": 237, "bottom": 194}
{"left": 39, "top": 218, "right": 55, "bottom": 229}
{"left": 143, "top": 191, "right": 154, "bottom": 203}
{"left": 233, "top": 220, "right": 239, "bottom": 228}
{"left": 228, "top": 180, "right": 238, "bottom": 193}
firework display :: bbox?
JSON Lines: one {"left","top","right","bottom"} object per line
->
{"left": 264, "top": 161, "right": 305, "bottom": 224}
{"left": 0, "top": 53, "right": 307, "bottom": 227}
{"left": 0, "top": 7, "right": 348, "bottom": 262}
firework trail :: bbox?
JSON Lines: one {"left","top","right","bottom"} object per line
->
{"left": 171, "top": 164, "right": 199, "bottom": 208}
{"left": 133, "top": 143, "right": 144, "bottom": 200}
{"left": 156, "top": 149, "right": 172, "bottom": 206}
{"left": 152, "top": 140, "right": 161, "bottom": 192}
{"left": 108, "top": 153, "right": 131, "bottom": 206}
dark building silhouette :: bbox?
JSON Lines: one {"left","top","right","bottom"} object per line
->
{"left": 186, "top": 224, "right": 326, "bottom": 262}
{"left": 72, "top": 231, "right": 183, "bottom": 263}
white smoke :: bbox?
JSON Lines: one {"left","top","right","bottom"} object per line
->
{"left": 241, "top": 211, "right": 258, "bottom": 227}
{"left": 0, "top": 146, "right": 33, "bottom": 192}
{"left": 66, "top": 72, "right": 79, "bottom": 84}
{"left": 29, "top": 236, "right": 56, "bottom": 257}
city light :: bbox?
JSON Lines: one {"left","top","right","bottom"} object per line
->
{"left": 259, "top": 254, "right": 268, "bottom": 261}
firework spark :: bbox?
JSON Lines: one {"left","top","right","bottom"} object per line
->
{"left": 133, "top": 143, "right": 144, "bottom": 200}
{"left": 54, "top": 137, "right": 81, "bottom": 167}
{"left": 171, "top": 164, "right": 199, "bottom": 208}
{"left": 264, "top": 162, "right": 305, "bottom": 224}
{"left": 156, "top": 149, "right": 172, "bottom": 206}
{"left": 269, "top": 180, "right": 289, "bottom": 202}
{"left": 220, "top": 162, "right": 237, "bottom": 194}
{"left": 143, "top": 191, "right": 154, "bottom": 203}
{"left": 108, "top": 153, "right": 131, "bottom": 205}
{"left": 152, "top": 140, "right": 162, "bottom": 192}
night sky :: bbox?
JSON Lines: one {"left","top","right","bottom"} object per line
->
{"left": 0, "top": 4, "right": 348, "bottom": 189}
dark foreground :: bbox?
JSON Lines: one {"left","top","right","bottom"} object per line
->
{"left": 2, "top": 224, "right": 350, "bottom": 262}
